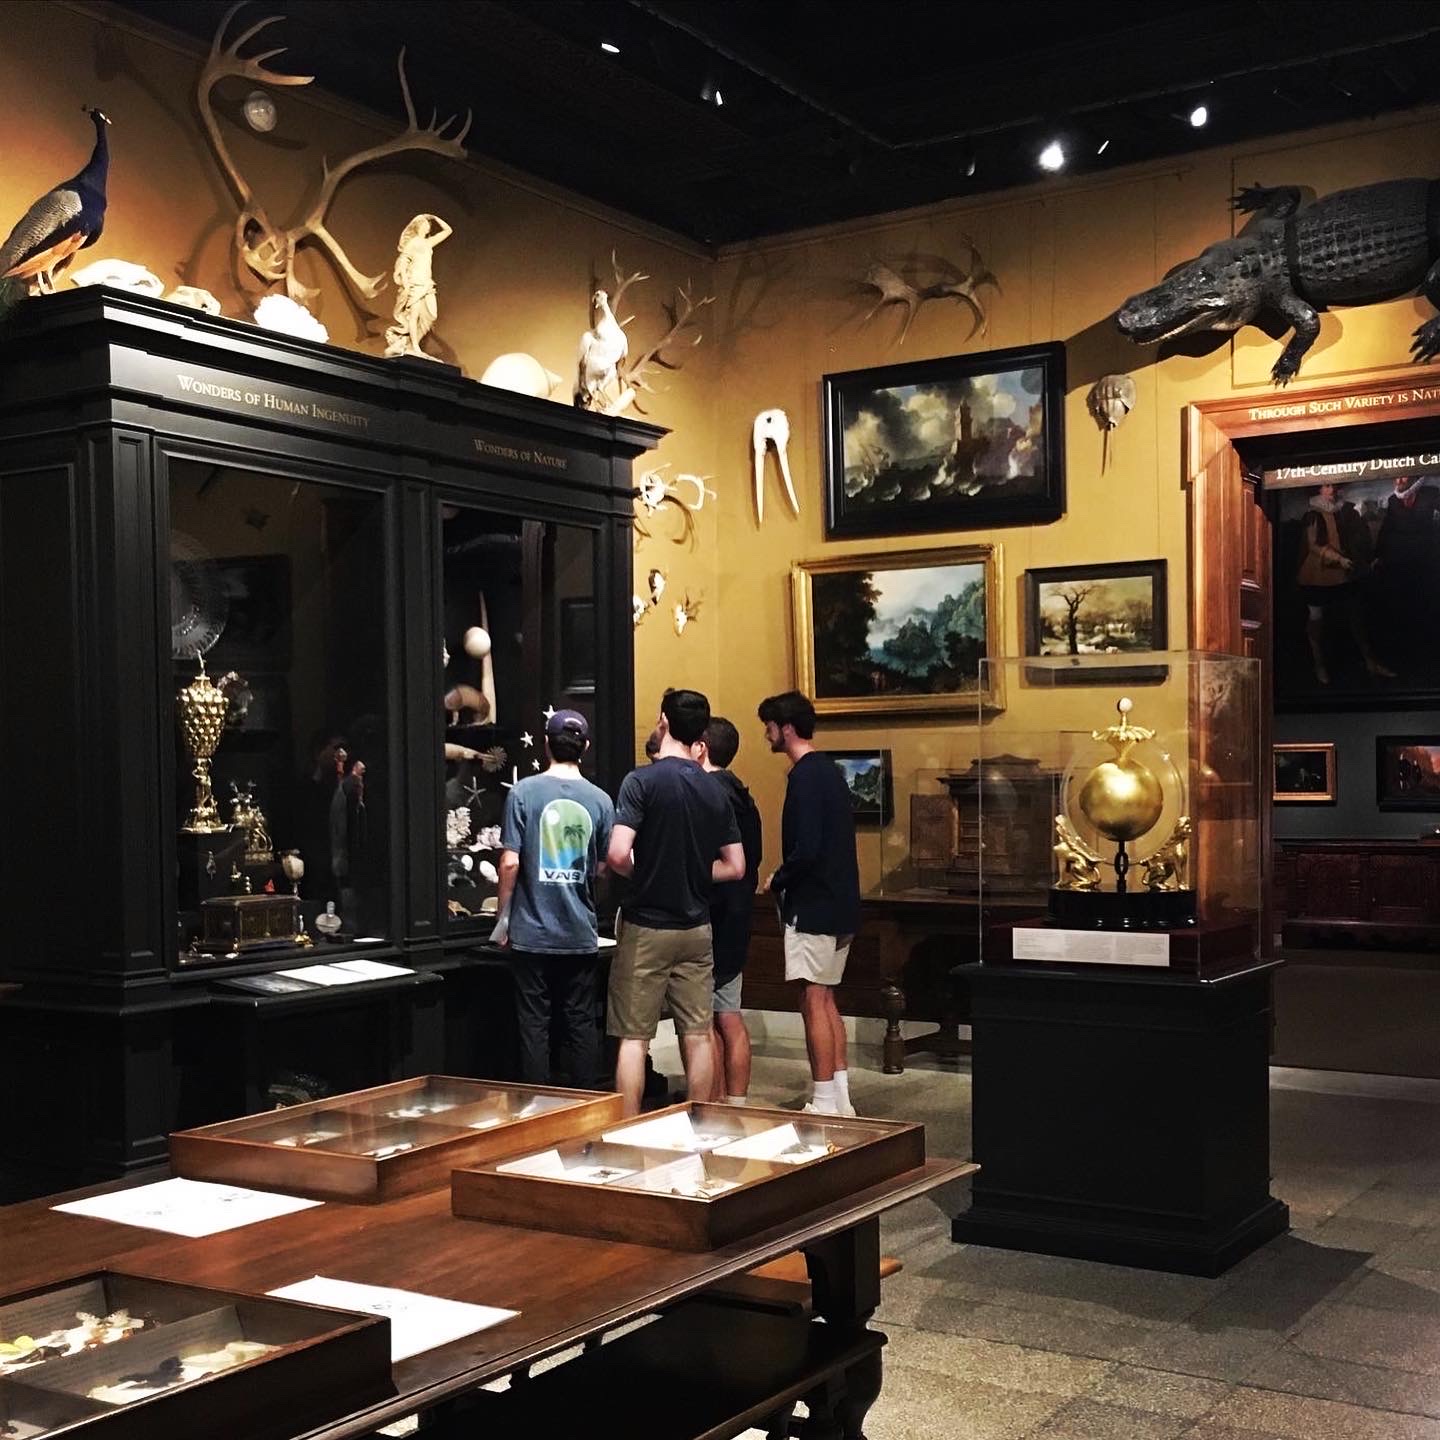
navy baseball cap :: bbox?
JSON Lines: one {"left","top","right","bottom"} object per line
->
{"left": 545, "top": 709, "right": 590, "bottom": 742}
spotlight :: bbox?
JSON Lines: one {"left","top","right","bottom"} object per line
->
{"left": 1189, "top": 103, "right": 1209, "bottom": 128}
{"left": 714, "top": 89, "right": 724, "bottom": 107}
{"left": 964, "top": 155, "right": 977, "bottom": 178}
{"left": 600, "top": 40, "right": 620, "bottom": 54}
{"left": 1096, "top": 139, "right": 1110, "bottom": 156}
{"left": 1038, "top": 140, "right": 1065, "bottom": 172}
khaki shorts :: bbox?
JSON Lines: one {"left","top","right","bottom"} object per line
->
{"left": 783, "top": 922, "right": 852, "bottom": 986}
{"left": 607, "top": 917, "right": 714, "bottom": 1039}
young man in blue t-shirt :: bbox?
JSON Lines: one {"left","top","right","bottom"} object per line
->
{"left": 496, "top": 709, "right": 614, "bottom": 1088}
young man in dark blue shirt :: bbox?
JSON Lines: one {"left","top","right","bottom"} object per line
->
{"left": 758, "top": 690, "right": 861, "bottom": 1117}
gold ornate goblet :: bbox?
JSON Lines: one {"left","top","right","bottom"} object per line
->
{"left": 178, "top": 658, "right": 229, "bottom": 833}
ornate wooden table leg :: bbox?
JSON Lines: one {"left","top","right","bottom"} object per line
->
{"left": 805, "top": 1217, "right": 881, "bottom": 1328}
{"left": 880, "top": 982, "right": 905, "bottom": 1076}
{"left": 837, "top": 1345, "right": 884, "bottom": 1440}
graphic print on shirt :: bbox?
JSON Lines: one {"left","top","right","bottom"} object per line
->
{"left": 537, "top": 798, "right": 593, "bottom": 884}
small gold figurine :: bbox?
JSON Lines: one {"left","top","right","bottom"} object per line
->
{"left": 1141, "top": 816, "right": 1192, "bottom": 892}
{"left": 1053, "top": 814, "right": 1103, "bottom": 891}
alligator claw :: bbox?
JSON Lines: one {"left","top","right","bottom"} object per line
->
{"left": 1410, "top": 317, "right": 1440, "bottom": 364}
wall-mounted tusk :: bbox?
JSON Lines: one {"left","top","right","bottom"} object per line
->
{"left": 752, "top": 408, "right": 795, "bottom": 523}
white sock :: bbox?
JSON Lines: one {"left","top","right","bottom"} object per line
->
{"left": 725, "top": 1095, "right": 748, "bottom": 1106}
{"left": 810, "top": 1078, "right": 839, "bottom": 1113}
{"left": 834, "top": 1069, "right": 850, "bottom": 1107}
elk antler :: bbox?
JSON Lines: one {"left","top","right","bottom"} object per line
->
{"left": 608, "top": 283, "right": 714, "bottom": 416}
{"left": 298, "top": 48, "right": 472, "bottom": 301}
{"left": 196, "top": 5, "right": 315, "bottom": 289}
{"left": 609, "top": 251, "right": 649, "bottom": 327}
{"left": 197, "top": 6, "right": 470, "bottom": 305}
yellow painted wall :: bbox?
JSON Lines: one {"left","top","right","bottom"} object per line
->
{"left": 8, "top": 4, "right": 1440, "bottom": 882}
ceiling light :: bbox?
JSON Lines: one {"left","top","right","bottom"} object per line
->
{"left": 1038, "top": 140, "right": 1065, "bottom": 172}
{"left": 243, "top": 89, "right": 277, "bottom": 133}
{"left": 600, "top": 40, "right": 620, "bottom": 55}
{"left": 965, "top": 155, "right": 977, "bottom": 178}
{"left": 713, "top": 89, "right": 724, "bottom": 107}
{"left": 1189, "top": 103, "right": 1209, "bottom": 128}
{"left": 1096, "top": 139, "right": 1110, "bottom": 155}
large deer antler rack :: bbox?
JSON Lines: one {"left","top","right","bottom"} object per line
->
{"left": 197, "top": 3, "right": 471, "bottom": 304}
{"left": 601, "top": 253, "right": 714, "bottom": 418}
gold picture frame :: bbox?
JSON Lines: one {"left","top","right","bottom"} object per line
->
{"left": 791, "top": 544, "right": 1004, "bottom": 717}
{"left": 1272, "top": 742, "right": 1337, "bottom": 803}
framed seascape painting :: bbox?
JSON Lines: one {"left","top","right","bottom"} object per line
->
{"left": 823, "top": 342, "right": 1065, "bottom": 539}
{"left": 828, "top": 750, "right": 893, "bottom": 826}
{"left": 791, "top": 544, "right": 1003, "bottom": 717}
{"left": 1024, "top": 560, "right": 1168, "bottom": 684}
{"left": 1273, "top": 742, "right": 1336, "bottom": 804}
{"left": 1376, "top": 736, "right": 1440, "bottom": 810}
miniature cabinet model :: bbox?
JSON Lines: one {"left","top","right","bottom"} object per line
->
{"left": 0, "top": 1271, "right": 390, "bottom": 1440}
{"left": 0, "top": 290, "right": 661, "bottom": 1198}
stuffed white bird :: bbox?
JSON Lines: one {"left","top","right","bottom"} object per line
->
{"left": 575, "top": 288, "right": 627, "bottom": 408}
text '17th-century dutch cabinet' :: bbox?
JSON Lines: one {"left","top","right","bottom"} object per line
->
{"left": 0, "top": 289, "right": 660, "bottom": 1198}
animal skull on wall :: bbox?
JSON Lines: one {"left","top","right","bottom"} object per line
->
{"left": 752, "top": 409, "right": 798, "bottom": 523}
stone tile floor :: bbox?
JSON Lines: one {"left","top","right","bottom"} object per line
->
{"left": 661, "top": 1037, "right": 1440, "bottom": 1440}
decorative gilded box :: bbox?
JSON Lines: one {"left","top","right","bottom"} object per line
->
{"left": 197, "top": 893, "right": 302, "bottom": 953}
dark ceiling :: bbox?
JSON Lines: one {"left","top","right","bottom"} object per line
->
{"left": 111, "top": 0, "right": 1440, "bottom": 246}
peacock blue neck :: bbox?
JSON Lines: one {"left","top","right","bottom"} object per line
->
{"left": 80, "top": 114, "right": 109, "bottom": 192}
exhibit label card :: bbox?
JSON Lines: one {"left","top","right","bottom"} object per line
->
{"left": 52, "top": 1177, "right": 322, "bottom": 1236}
{"left": 1010, "top": 927, "right": 1171, "bottom": 967}
{"left": 268, "top": 1276, "right": 517, "bottom": 1362}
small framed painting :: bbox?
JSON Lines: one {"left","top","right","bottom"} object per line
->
{"left": 1376, "top": 736, "right": 1440, "bottom": 810}
{"left": 1024, "top": 559, "right": 1167, "bottom": 684}
{"left": 1273, "top": 742, "right": 1337, "bottom": 803}
{"left": 827, "top": 750, "right": 893, "bottom": 826}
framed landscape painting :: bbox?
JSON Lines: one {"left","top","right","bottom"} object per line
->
{"left": 823, "top": 342, "right": 1065, "bottom": 539}
{"left": 828, "top": 750, "right": 893, "bottom": 827}
{"left": 1023, "top": 559, "right": 1167, "bottom": 684}
{"left": 1273, "top": 742, "right": 1336, "bottom": 803}
{"left": 791, "top": 544, "right": 1003, "bottom": 717}
{"left": 1376, "top": 735, "right": 1440, "bottom": 810}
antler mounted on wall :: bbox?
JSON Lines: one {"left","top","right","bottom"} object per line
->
{"left": 197, "top": 3, "right": 471, "bottom": 304}
{"left": 859, "top": 240, "right": 998, "bottom": 344}
{"left": 579, "top": 252, "right": 714, "bottom": 418}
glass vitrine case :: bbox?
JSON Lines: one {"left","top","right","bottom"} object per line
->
{"left": 170, "top": 1076, "right": 623, "bottom": 1202}
{"left": 0, "top": 1271, "right": 388, "bottom": 1440}
{"left": 169, "top": 461, "right": 393, "bottom": 961}
{"left": 971, "top": 652, "right": 1263, "bottom": 972}
{"left": 440, "top": 508, "right": 599, "bottom": 929}
{"left": 452, "top": 1102, "right": 926, "bottom": 1249}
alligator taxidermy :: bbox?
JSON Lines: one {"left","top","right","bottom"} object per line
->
{"left": 1116, "top": 179, "right": 1440, "bottom": 384}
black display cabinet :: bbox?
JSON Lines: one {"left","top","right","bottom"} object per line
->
{"left": 0, "top": 289, "right": 660, "bottom": 1198}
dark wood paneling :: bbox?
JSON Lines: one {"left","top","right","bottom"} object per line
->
{"left": 1276, "top": 840, "right": 1440, "bottom": 950}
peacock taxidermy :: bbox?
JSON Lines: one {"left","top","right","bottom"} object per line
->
{"left": 0, "top": 106, "right": 111, "bottom": 320}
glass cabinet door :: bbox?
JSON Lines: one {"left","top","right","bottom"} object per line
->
{"left": 168, "top": 458, "right": 392, "bottom": 962}
{"left": 440, "top": 505, "right": 598, "bottom": 927}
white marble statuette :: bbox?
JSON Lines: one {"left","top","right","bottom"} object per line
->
{"left": 384, "top": 213, "right": 452, "bottom": 360}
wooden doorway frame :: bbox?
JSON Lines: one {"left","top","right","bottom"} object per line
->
{"left": 1184, "top": 372, "right": 1440, "bottom": 944}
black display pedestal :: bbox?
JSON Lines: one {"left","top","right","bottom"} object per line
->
{"left": 951, "top": 959, "right": 1289, "bottom": 1276}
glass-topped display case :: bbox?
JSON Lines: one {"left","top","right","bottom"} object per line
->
{"left": 971, "top": 652, "right": 1262, "bottom": 973}
{"left": 169, "top": 1076, "right": 622, "bottom": 1202}
{"left": 452, "top": 1101, "right": 926, "bottom": 1249}
{"left": 0, "top": 1271, "right": 388, "bottom": 1440}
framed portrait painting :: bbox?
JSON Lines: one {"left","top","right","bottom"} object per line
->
{"left": 791, "top": 544, "right": 1003, "bottom": 717}
{"left": 823, "top": 342, "right": 1065, "bottom": 539}
{"left": 1269, "top": 463, "right": 1440, "bottom": 710}
{"left": 1272, "top": 742, "right": 1336, "bottom": 803}
{"left": 827, "top": 750, "right": 893, "bottom": 826}
{"left": 1376, "top": 735, "right": 1440, "bottom": 810}
{"left": 1024, "top": 560, "right": 1167, "bottom": 683}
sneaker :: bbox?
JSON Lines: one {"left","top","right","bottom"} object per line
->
{"left": 801, "top": 1101, "right": 836, "bottom": 1115}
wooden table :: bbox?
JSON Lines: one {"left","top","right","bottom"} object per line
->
{"left": 1, "top": 1158, "right": 971, "bottom": 1439}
